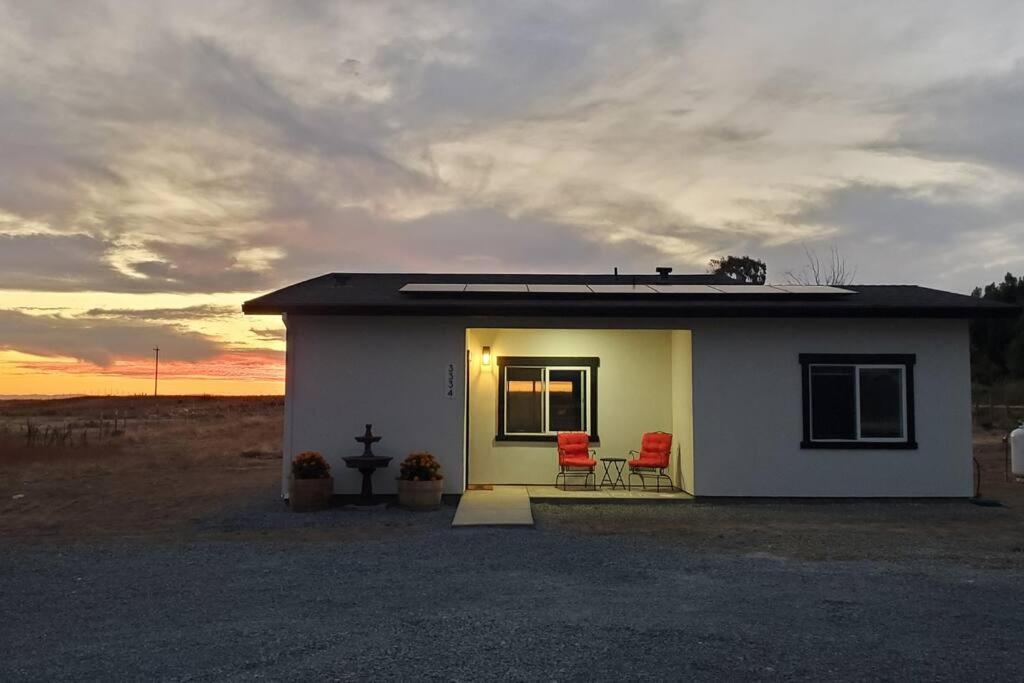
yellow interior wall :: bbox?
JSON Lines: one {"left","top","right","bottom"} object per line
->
{"left": 671, "top": 330, "right": 695, "bottom": 493}
{"left": 467, "top": 328, "right": 691, "bottom": 486}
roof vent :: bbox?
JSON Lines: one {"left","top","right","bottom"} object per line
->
{"left": 656, "top": 266, "right": 673, "bottom": 278}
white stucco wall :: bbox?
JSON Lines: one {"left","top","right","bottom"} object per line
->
{"left": 283, "top": 315, "right": 467, "bottom": 496}
{"left": 689, "top": 318, "right": 972, "bottom": 497}
{"left": 281, "top": 314, "right": 972, "bottom": 498}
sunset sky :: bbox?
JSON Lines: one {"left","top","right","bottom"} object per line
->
{"left": 2, "top": 1, "right": 1024, "bottom": 395}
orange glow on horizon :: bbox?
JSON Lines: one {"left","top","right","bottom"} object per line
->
{"left": 0, "top": 349, "right": 284, "bottom": 397}
{"left": 0, "top": 289, "right": 286, "bottom": 397}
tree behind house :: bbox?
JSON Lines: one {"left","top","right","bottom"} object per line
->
{"left": 708, "top": 255, "right": 767, "bottom": 284}
{"left": 971, "top": 272, "right": 1024, "bottom": 383}
{"left": 784, "top": 245, "right": 857, "bottom": 286}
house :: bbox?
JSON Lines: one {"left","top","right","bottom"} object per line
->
{"left": 243, "top": 270, "right": 1018, "bottom": 498}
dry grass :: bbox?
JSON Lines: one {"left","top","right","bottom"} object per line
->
{"left": 0, "top": 396, "right": 283, "bottom": 538}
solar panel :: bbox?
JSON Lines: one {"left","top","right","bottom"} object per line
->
{"left": 772, "top": 285, "right": 856, "bottom": 295}
{"left": 400, "top": 282, "right": 858, "bottom": 297}
{"left": 587, "top": 284, "right": 659, "bottom": 294}
{"left": 400, "top": 283, "right": 466, "bottom": 292}
{"left": 648, "top": 284, "right": 723, "bottom": 294}
{"left": 525, "top": 284, "right": 592, "bottom": 293}
{"left": 708, "top": 285, "right": 789, "bottom": 294}
{"left": 464, "top": 283, "right": 529, "bottom": 293}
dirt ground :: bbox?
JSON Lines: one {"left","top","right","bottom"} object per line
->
{"left": 1, "top": 396, "right": 1023, "bottom": 569}
{"left": 539, "top": 427, "right": 1024, "bottom": 568}
{"left": 0, "top": 396, "right": 283, "bottom": 538}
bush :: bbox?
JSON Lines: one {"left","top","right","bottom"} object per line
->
{"left": 399, "top": 451, "right": 443, "bottom": 481}
{"left": 291, "top": 451, "right": 330, "bottom": 480}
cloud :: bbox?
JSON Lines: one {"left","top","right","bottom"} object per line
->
{"left": 0, "top": 85, "right": 123, "bottom": 223}
{"left": 249, "top": 327, "right": 285, "bottom": 342}
{"left": 0, "top": 232, "right": 282, "bottom": 293}
{"left": 83, "top": 304, "right": 239, "bottom": 320}
{"left": 0, "top": 233, "right": 123, "bottom": 291}
{"left": 0, "top": 0, "right": 1022, "bottom": 305}
{"left": 791, "top": 183, "right": 1013, "bottom": 248}
{"left": 128, "top": 239, "right": 280, "bottom": 292}
{"left": 744, "top": 182, "right": 1024, "bottom": 286}
{"left": 887, "top": 63, "right": 1024, "bottom": 175}
{"left": 0, "top": 309, "right": 222, "bottom": 366}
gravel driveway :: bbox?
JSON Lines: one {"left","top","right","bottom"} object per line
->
{"left": 2, "top": 498, "right": 1024, "bottom": 681}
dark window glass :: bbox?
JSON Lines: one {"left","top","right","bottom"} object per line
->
{"left": 505, "top": 367, "right": 543, "bottom": 433}
{"left": 859, "top": 368, "right": 904, "bottom": 438}
{"left": 810, "top": 365, "right": 856, "bottom": 440}
{"left": 548, "top": 369, "right": 585, "bottom": 432}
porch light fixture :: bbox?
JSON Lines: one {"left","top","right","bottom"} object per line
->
{"left": 481, "top": 346, "right": 491, "bottom": 366}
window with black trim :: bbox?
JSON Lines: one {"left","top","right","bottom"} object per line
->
{"left": 799, "top": 354, "right": 916, "bottom": 449}
{"left": 497, "top": 356, "right": 599, "bottom": 442}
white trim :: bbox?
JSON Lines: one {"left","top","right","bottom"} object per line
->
{"left": 808, "top": 363, "right": 908, "bottom": 444}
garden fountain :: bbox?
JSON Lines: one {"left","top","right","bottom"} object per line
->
{"left": 342, "top": 424, "right": 392, "bottom": 504}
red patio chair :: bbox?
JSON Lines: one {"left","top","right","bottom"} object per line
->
{"left": 556, "top": 432, "right": 597, "bottom": 490}
{"left": 628, "top": 432, "right": 673, "bottom": 491}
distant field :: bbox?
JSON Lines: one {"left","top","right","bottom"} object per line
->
{"left": 0, "top": 396, "right": 283, "bottom": 538}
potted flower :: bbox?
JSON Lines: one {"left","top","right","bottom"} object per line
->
{"left": 397, "top": 451, "right": 444, "bottom": 510}
{"left": 289, "top": 451, "right": 333, "bottom": 511}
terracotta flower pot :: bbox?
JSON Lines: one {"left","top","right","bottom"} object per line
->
{"left": 289, "top": 476, "right": 333, "bottom": 512}
{"left": 397, "top": 478, "right": 443, "bottom": 510}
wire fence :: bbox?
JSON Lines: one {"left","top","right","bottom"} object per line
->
{"left": 973, "top": 380, "right": 1024, "bottom": 430}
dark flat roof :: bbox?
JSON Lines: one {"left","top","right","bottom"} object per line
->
{"left": 242, "top": 272, "right": 1020, "bottom": 319}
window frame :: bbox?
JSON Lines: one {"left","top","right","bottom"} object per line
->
{"left": 799, "top": 353, "right": 917, "bottom": 450}
{"left": 496, "top": 356, "right": 600, "bottom": 442}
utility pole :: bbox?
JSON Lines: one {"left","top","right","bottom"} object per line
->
{"left": 153, "top": 346, "right": 160, "bottom": 397}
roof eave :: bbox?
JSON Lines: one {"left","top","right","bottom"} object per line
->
{"left": 240, "top": 302, "right": 1021, "bottom": 319}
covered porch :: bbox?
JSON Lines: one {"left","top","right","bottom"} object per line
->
{"left": 465, "top": 327, "right": 695, "bottom": 494}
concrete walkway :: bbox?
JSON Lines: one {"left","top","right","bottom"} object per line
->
{"left": 526, "top": 485, "right": 694, "bottom": 502}
{"left": 452, "top": 486, "right": 534, "bottom": 527}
